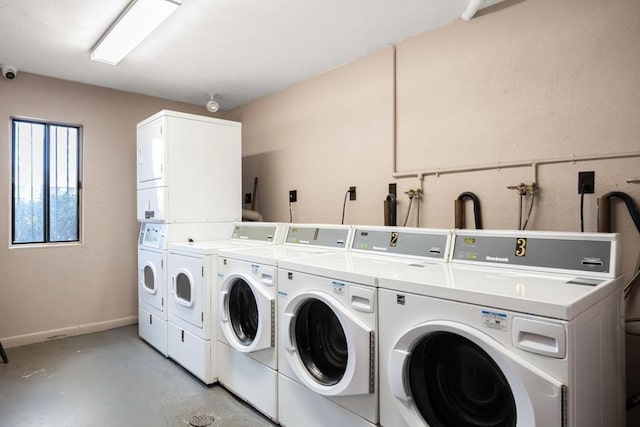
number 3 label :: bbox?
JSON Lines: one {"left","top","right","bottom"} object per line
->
{"left": 515, "top": 238, "right": 527, "bottom": 257}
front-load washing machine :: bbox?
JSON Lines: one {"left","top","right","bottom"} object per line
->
{"left": 378, "top": 229, "right": 624, "bottom": 427}
{"left": 138, "top": 221, "right": 233, "bottom": 356}
{"left": 166, "top": 222, "right": 287, "bottom": 384}
{"left": 216, "top": 224, "right": 354, "bottom": 422}
{"left": 277, "top": 226, "right": 451, "bottom": 427}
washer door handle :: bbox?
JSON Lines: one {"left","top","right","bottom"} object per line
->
{"left": 389, "top": 349, "right": 411, "bottom": 402}
{"left": 281, "top": 312, "right": 296, "bottom": 352}
{"left": 219, "top": 290, "right": 229, "bottom": 322}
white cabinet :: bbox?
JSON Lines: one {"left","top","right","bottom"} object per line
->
{"left": 136, "top": 110, "right": 241, "bottom": 223}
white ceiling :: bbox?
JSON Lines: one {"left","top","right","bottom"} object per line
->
{"left": 0, "top": 0, "right": 502, "bottom": 111}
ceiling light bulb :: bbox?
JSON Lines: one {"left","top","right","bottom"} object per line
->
{"left": 206, "top": 95, "right": 219, "bottom": 113}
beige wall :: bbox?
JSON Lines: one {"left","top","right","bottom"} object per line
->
{"left": 227, "top": 0, "right": 639, "bottom": 276}
{"left": 0, "top": 73, "right": 217, "bottom": 346}
{"left": 226, "top": 0, "right": 640, "bottom": 416}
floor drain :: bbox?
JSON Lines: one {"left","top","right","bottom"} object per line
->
{"left": 189, "top": 414, "right": 215, "bottom": 427}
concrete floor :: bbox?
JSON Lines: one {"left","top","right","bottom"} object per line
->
{"left": 0, "top": 325, "right": 276, "bottom": 427}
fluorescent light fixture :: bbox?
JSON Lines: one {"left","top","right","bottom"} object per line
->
{"left": 91, "top": 0, "right": 181, "bottom": 65}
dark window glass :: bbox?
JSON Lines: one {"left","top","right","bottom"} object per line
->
{"left": 12, "top": 119, "right": 81, "bottom": 244}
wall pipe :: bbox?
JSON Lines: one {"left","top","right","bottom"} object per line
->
{"left": 597, "top": 192, "right": 640, "bottom": 234}
{"left": 384, "top": 193, "right": 397, "bottom": 226}
{"left": 392, "top": 152, "right": 640, "bottom": 181}
{"left": 461, "top": 0, "right": 485, "bottom": 21}
{"left": 455, "top": 192, "right": 483, "bottom": 229}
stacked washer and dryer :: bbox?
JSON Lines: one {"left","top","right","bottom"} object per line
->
{"left": 136, "top": 110, "right": 241, "bottom": 357}
{"left": 215, "top": 224, "right": 354, "bottom": 422}
{"left": 276, "top": 226, "right": 451, "bottom": 427}
{"left": 378, "top": 229, "right": 625, "bottom": 427}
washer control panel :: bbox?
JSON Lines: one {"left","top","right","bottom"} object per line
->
{"left": 351, "top": 227, "right": 449, "bottom": 260}
{"left": 285, "top": 226, "right": 351, "bottom": 248}
{"left": 452, "top": 231, "right": 618, "bottom": 277}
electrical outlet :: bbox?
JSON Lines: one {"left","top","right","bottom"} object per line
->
{"left": 244, "top": 193, "right": 252, "bottom": 205}
{"left": 578, "top": 171, "right": 595, "bottom": 194}
{"left": 389, "top": 183, "right": 397, "bottom": 196}
{"left": 349, "top": 186, "right": 357, "bottom": 201}
{"left": 289, "top": 190, "right": 297, "bottom": 203}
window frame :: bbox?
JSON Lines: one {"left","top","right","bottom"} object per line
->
{"left": 10, "top": 117, "right": 83, "bottom": 246}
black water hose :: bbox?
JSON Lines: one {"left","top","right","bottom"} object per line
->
{"left": 598, "top": 191, "right": 640, "bottom": 234}
{"left": 455, "top": 192, "right": 483, "bottom": 229}
{"left": 384, "top": 193, "right": 397, "bottom": 226}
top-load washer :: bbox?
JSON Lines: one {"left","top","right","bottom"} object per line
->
{"left": 215, "top": 224, "right": 354, "bottom": 422}
{"left": 378, "top": 229, "right": 624, "bottom": 427}
{"left": 138, "top": 221, "right": 233, "bottom": 356}
{"left": 166, "top": 222, "right": 287, "bottom": 384}
{"left": 276, "top": 226, "right": 451, "bottom": 427}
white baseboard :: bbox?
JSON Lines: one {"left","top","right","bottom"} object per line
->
{"left": 1, "top": 315, "right": 138, "bottom": 349}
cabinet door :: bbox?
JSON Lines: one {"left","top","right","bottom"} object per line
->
{"left": 137, "top": 117, "right": 165, "bottom": 188}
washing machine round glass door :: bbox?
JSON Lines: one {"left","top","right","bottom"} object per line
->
{"left": 408, "top": 332, "right": 516, "bottom": 427}
{"left": 295, "top": 299, "right": 348, "bottom": 386}
{"left": 282, "top": 289, "right": 373, "bottom": 396}
{"left": 220, "top": 272, "right": 274, "bottom": 352}
{"left": 228, "top": 278, "right": 259, "bottom": 345}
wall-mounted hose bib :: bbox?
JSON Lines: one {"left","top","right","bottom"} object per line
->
{"left": 402, "top": 189, "right": 422, "bottom": 226}
{"left": 507, "top": 182, "right": 537, "bottom": 230}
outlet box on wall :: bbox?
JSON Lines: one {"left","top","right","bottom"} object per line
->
{"left": 578, "top": 171, "right": 595, "bottom": 194}
{"left": 349, "top": 186, "right": 356, "bottom": 201}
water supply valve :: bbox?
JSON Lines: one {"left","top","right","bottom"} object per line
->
{"left": 508, "top": 182, "right": 537, "bottom": 196}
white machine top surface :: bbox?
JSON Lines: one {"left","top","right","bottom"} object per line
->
{"left": 168, "top": 239, "right": 271, "bottom": 255}
{"left": 378, "top": 263, "right": 621, "bottom": 321}
{"left": 278, "top": 251, "right": 447, "bottom": 287}
{"left": 277, "top": 226, "right": 451, "bottom": 285}
{"left": 375, "top": 229, "right": 623, "bottom": 320}
{"left": 217, "top": 244, "right": 336, "bottom": 266}
{"left": 217, "top": 223, "right": 353, "bottom": 264}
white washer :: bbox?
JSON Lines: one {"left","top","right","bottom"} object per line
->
{"left": 138, "top": 222, "right": 233, "bottom": 356}
{"left": 216, "top": 224, "right": 354, "bottom": 422}
{"left": 166, "top": 222, "right": 287, "bottom": 384}
{"left": 378, "top": 230, "right": 624, "bottom": 427}
{"left": 277, "top": 226, "right": 451, "bottom": 427}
